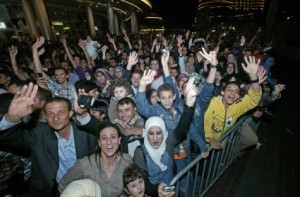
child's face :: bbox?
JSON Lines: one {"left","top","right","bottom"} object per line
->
{"left": 114, "top": 86, "right": 128, "bottom": 100}
{"left": 158, "top": 90, "right": 175, "bottom": 109}
{"left": 126, "top": 178, "right": 145, "bottom": 197}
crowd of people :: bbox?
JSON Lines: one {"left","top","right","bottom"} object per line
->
{"left": 0, "top": 28, "right": 285, "bottom": 197}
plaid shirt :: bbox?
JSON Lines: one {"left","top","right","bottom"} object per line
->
{"left": 46, "top": 79, "right": 75, "bottom": 104}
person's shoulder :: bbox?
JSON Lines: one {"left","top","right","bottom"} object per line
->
{"left": 122, "top": 153, "right": 133, "bottom": 162}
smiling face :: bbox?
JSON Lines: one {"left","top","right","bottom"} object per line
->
{"left": 45, "top": 101, "right": 72, "bottom": 132}
{"left": 125, "top": 178, "right": 145, "bottom": 197}
{"left": 221, "top": 83, "right": 240, "bottom": 107}
{"left": 113, "top": 86, "right": 128, "bottom": 100}
{"left": 147, "top": 126, "right": 163, "bottom": 149}
{"left": 117, "top": 103, "right": 136, "bottom": 125}
{"left": 54, "top": 69, "right": 68, "bottom": 85}
{"left": 158, "top": 90, "right": 175, "bottom": 109}
{"left": 98, "top": 127, "right": 121, "bottom": 158}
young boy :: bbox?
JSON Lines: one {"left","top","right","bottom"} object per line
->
{"left": 123, "top": 164, "right": 148, "bottom": 197}
{"left": 123, "top": 164, "right": 174, "bottom": 197}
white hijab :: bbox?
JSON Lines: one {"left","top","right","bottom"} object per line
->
{"left": 143, "top": 116, "right": 169, "bottom": 171}
{"left": 60, "top": 179, "right": 102, "bottom": 197}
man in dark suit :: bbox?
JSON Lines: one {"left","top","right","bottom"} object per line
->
{"left": 0, "top": 83, "right": 97, "bottom": 196}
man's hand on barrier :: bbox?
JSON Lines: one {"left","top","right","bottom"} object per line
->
{"left": 158, "top": 183, "right": 175, "bottom": 197}
{"left": 201, "top": 151, "right": 210, "bottom": 158}
{"left": 208, "top": 138, "right": 222, "bottom": 149}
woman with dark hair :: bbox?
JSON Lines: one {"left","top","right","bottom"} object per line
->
{"left": 58, "top": 122, "right": 132, "bottom": 197}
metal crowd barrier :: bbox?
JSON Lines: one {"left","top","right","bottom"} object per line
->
{"left": 167, "top": 115, "right": 260, "bottom": 197}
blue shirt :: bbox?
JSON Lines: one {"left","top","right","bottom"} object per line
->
{"left": 55, "top": 127, "right": 77, "bottom": 182}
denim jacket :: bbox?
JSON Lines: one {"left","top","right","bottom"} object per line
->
{"left": 174, "top": 81, "right": 214, "bottom": 154}
{"left": 135, "top": 92, "right": 181, "bottom": 134}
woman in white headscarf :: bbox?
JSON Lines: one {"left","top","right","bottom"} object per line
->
{"left": 60, "top": 179, "right": 101, "bottom": 197}
{"left": 133, "top": 78, "right": 197, "bottom": 197}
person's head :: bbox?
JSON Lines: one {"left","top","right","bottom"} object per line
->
{"left": 7, "top": 79, "right": 29, "bottom": 94}
{"left": 130, "top": 71, "right": 142, "bottom": 88}
{"left": 107, "top": 66, "right": 115, "bottom": 77}
{"left": 170, "top": 67, "right": 179, "bottom": 78}
{"left": 95, "top": 68, "right": 110, "bottom": 85}
{"left": 215, "top": 68, "right": 224, "bottom": 84}
{"left": 146, "top": 89, "right": 158, "bottom": 105}
{"left": 33, "top": 88, "right": 53, "bottom": 111}
{"left": 90, "top": 100, "right": 108, "bottom": 121}
{"left": 111, "top": 79, "right": 131, "bottom": 100}
{"left": 150, "top": 59, "right": 160, "bottom": 71}
{"left": 176, "top": 73, "right": 190, "bottom": 91}
{"left": 80, "top": 58, "right": 88, "bottom": 69}
{"left": 75, "top": 80, "right": 100, "bottom": 101}
{"left": 144, "top": 116, "right": 168, "bottom": 153}
{"left": 123, "top": 164, "right": 146, "bottom": 197}
{"left": 73, "top": 54, "right": 81, "bottom": 65}
{"left": 117, "top": 97, "right": 136, "bottom": 125}
{"left": 114, "top": 66, "right": 124, "bottom": 79}
{"left": 60, "top": 179, "right": 102, "bottom": 197}
{"left": 44, "top": 97, "right": 72, "bottom": 132}
{"left": 225, "top": 62, "right": 235, "bottom": 75}
{"left": 227, "top": 53, "right": 235, "bottom": 63}
{"left": 0, "top": 93, "right": 14, "bottom": 120}
{"left": 109, "top": 57, "right": 119, "bottom": 67}
{"left": 97, "top": 122, "right": 122, "bottom": 157}
{"left": 60, "top": 61, "right": 71, "bottom": 71}
{"left": 0, "top": 69, "right": 12, "bottom": 87}
{"left": 221, "top": 81, "right": 241, "bottom": 107}
{"left": 54, "top": 67, "right": 69, "bottom": 85}
{"left": 157, "top": 84, "right": 175, "bottom": 109}
{"left": 185, "top": 61, "right": 195, "bottom": 74}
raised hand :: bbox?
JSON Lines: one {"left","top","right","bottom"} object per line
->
{"left": 139, "top": 69, "right": 157, "bottom": 88}
{"left": 199, "top": 47, "right": 218, "bottom": 66}
{"left": 8, "top": 45, "right": 18, "bottom": 57}
{"left": 32, "top": 36, "right": 45, "bottom": 50}
{"left": 7, "top": 83, "right": 38, "bottom": 123}
{"left": 257, "top": 66, "right": 267, "bottom": 84}
{"left": 242, "top": 56, "right": 260, "bottom": 76}
{"left": 72, "top": 88, "right": 88, "bottom": 116}
{"left": 38, "top": 48, "right": 45, "bottom": 56}
{"left": 274, "top": 84, "right": 285, "bottom": 96}
{"left": 127, "top": 51, "right": 138, "bottom": 70}
{"left": 78, "top": 39, "right": 85, "bottom": 49}
{"left": 184, "top": 77, "right": 197, "bottom": 107}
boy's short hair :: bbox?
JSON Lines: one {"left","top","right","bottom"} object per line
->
{"left": 157, "top": 83, "right": 175, "bottom": 97}
{"left": 123, "top": 163, "right": 145, "bottom": 188}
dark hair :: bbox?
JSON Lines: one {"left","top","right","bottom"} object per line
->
{"left": 146, "top": 89, "right": 157, "bottom": 105}
{"left": 36, "top": 88, "right": 53, "bottom": 102}
{"left": 7, "top": 79, "right": 30, "bottom": 90}
{"left": 117, "top": 97, "right": 136, "bottom": 108}
{"left": 223, "top": 81, "right": 241, "bottom": 91}
{"left": 54, "top": 66, "right": 69, "bottom": 75}
{"left": 123, "top": 163, "right": 145, "bottom": 188}
{"left": 44, "top": 96, "right": 72, "bottom": 112}
{"left": 88, "top": 122, "right": 123, "bottom": 167}
{"left": 90, "top": 100, "right": 108, "bottom": 116}
{"left": 75, "top": 80, "right": 99, "bottom": 93}
{"left": 0, "top": 93, "right": 14, "bottom": 119}
{"left": 157, "top": 83, "right": 174, "bottom": 97}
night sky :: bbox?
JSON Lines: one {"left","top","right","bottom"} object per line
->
{"left": 150, "top": 0, "right": 298, "bottom": 29}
